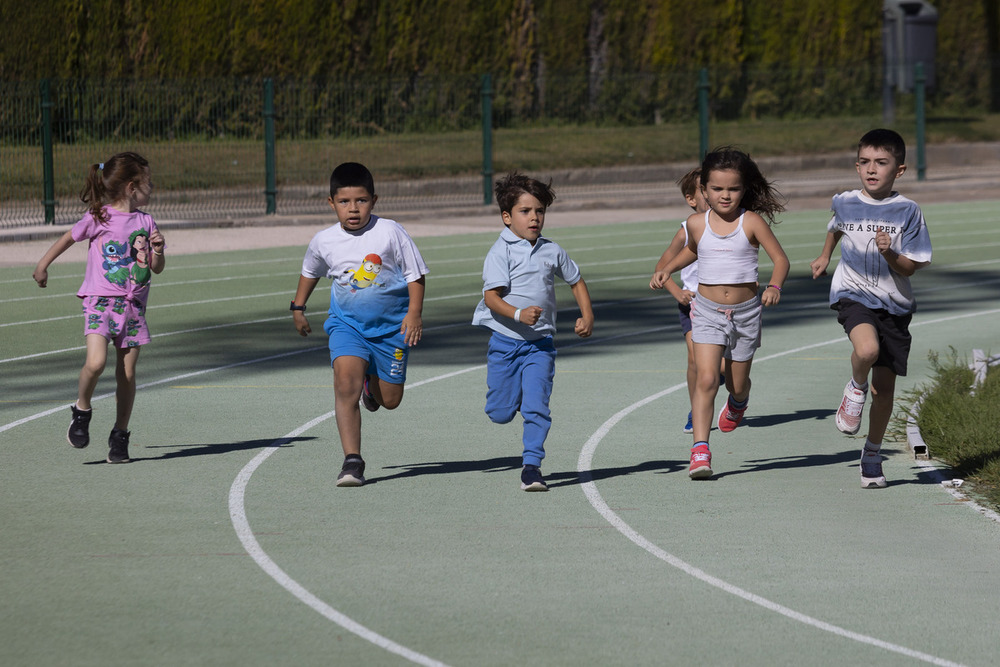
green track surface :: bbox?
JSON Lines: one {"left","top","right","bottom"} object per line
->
{"left": 2, "top": 201, "right": 1000, "bottom": 666}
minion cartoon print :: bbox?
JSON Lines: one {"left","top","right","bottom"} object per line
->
{"left": 102, "top": 240, "right": 132, "bottom": 285}
{"left": 350, "top": 253, "right": 384, "bottom": 291}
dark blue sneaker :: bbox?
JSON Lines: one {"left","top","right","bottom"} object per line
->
{"left": 520, "top": 465, "right": 548, "bottom": 492}
{"left": 67, "top": 404, "right": 92, "bottom": 448}
{"left": 337, "top": 454, "right": 366, "bottom": 487}
{"left": 683, "top": 411, "right": 693, "bottom": 434}
{"left": 360, "top": 377, "right": 379, "bottom": 412}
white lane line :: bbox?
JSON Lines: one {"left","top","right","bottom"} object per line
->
{"left": 228, "top": 365, "right": 482, "bottom": 667}
{"left": 576, "top": 312, "right": 1000, "bottom": 666}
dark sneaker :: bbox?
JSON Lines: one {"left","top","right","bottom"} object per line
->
{"left": 67, "top": 404, "right": 92, "bottom": 448}
{"left": 860, "top": 447, "right": 887, "bottom": 488}
{"left": 520, "top": 465, "right": 548, "bottom": 492}
{"left": 107, "top": 428, "right": 131, "bottom": 463}
{"left": 683, "top": 411, "right": 693, "bottom": 434}
{"left": 688, "top": 444, "right": 713, "bottom": 479}
{"left": 336, "top": 454, "right": 366, "bottom": 487}
{"left": 717, "top": 396, "right": 748, "bottom": 433}
{"left": 360, "top": 377, "right": 379, "bottom": 412}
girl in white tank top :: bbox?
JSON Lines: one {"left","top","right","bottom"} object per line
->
{"left": 649, "top": 148, "right": 790, "bottom": 480}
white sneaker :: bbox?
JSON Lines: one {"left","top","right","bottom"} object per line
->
{"left": 860, "top": 448, "right": 887, "bottom": 488}
{"left": 836, "top": 381, "right": 867, "bottom": 435}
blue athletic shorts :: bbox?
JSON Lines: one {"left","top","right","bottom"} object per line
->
{"left": 323, "top": 316, "right": 408, "bottom": 384}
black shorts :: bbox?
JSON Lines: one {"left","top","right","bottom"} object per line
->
{"left": 833, "top": 298, "right": 912, "bottom": 376}
{"left": 677, "top": 302, "right": 692, "bottom": 336}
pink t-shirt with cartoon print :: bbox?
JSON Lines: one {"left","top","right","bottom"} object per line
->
{"left": 73, "top": 206, "right": 161, "bottom": 305}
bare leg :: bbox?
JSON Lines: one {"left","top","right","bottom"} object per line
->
{"left": 76, "top": 334, "right": 108, "bottom": 410}
{"left": 333, "top": 355, "right": 367, "bottom": 457}
{"left": 370, "top": 375, "right": 405, "bottom": 410}
{"left": 691, "top": 342, "right": 725, "bottom": 444}
{"left": 866, "top": 366, "right": 897, "bottom": 445}
{"left": 847, "top": 323, "right": 880, "bottom": 386}
{"left": 114, "top": 346, "right": 140, "bottom": 431}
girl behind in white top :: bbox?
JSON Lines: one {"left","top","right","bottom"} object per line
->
{"left": 651, "top": 147, "right": 789, "bottom": 480}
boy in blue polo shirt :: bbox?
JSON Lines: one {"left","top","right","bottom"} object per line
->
{"left": 472, "top": 172, "right": 594, "bottom": 492}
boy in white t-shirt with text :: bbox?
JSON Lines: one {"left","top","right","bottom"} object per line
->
{"left": 291, "top": 162, "right": 429, "bottom": 487}
{"left": 811, "top": 129, "right": 932, "bottom": 489}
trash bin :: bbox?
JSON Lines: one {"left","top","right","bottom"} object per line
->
{"left": 883, "top": 0, "right": 938, "bottom": 92}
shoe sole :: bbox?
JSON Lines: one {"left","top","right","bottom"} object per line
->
{"left": 688, "top": 465, "right": 713, "bottom": 480}
{"left": 521, "top": 482, "right": 548, "bottom": 492}
{"left": 67, "top": 434, "right": 89, "bottom": 448}
{"left": 336, "top": 474, "right": 364, "bottom": 487}
{"left": 106, "top": 457, "right": 131, "bottom": 464}
{"left": 861, "top": 477, "right": 887, "bottom": 488}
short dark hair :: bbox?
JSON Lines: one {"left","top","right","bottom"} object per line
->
{"left": 858, "top": 129, "right": 906, "bottom": 165}
{"left": 330, "top": 162, "right": 375, "bottom": 198}
{"left": 494, "top": 171, "right": 555, "bottom": 214}
{"left": 676, "top": 167, "right": 701, "bottom": 198}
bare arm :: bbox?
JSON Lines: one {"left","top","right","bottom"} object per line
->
{"left": 401, "top": 276, "right": 426, "bottom": 346}
{"left": 32, "top": 230, "right": 76, "bottom": 287}
{"left": 291, "top": 275, "right": 321, "bottom": 337}
{"left": 810, "top": 230, "right": 842, "bottom": 279}
{"left": 747, "top": 215, "right": 789, "bottom": 307}
{"left": 569, "top": 278, "right": 594, "bottom": 338}
{"left": 483, "top": 287, "right": 542, "bottom": 326}
{"left": 149, "top": 229, "right": 166, "bottom": 274}
{"left": 875, "top": 230, "right": 929, "bottom": 277}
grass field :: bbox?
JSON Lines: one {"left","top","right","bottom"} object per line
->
{"left": 2, "top": 199, "right": 1000, "bottom": 665}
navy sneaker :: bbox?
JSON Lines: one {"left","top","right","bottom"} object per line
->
{"left": 360, "top": 377, "right": 379, "bottom": 412}
{"left": 337, "top": 454, "right": 366, "bottom": 487}
{"left": 106, "top": 427, "right": 131, "bottom": 463}
{"left": 520, "top": 465, "right": 548, "bottom": 492}
{"left": 67, "top": 404, "right": 92, "bottom": 448}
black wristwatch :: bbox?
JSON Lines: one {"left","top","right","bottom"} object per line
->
{"left": 289, "top": 301, "right": 307, "bottom": 312}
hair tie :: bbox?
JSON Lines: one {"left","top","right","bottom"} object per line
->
{"left": 98, "top": 163, "right": 104, "bottom": 170}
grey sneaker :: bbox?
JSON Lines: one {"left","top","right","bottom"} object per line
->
{"left": 860, "top": 447, "right": 887, "bottom": 488}
{"left": 107, "top": 428, "right": 131, "bottom": 463}
{"left": 67, "top": 404, "right": 92, "bottom": 448}
{"left": 520, "top": 465, "right": 548, "bottom": 492}
{"left": 336, "top": 455, "right": 366, "bottom": 487}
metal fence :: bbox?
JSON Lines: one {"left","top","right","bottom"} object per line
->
{"left": 0, "top": 62, "right": 955, "bottom": 228}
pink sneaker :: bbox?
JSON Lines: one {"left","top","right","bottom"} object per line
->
{"left": 717, "top": 397, "right": 747, "bottom": 432}
{"left": 836, "top": 381, "right": 866, "bottom": 435}
{"left": 688, "top": 444, "right": 713, "bottom": 479}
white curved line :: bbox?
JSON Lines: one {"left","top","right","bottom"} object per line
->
{"left": 576, "top": 329, "right": 985, "bottom": 666}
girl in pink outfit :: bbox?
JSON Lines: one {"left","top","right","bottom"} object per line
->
{"left": 33, "top": 152, "right": 166, "bottom": 463}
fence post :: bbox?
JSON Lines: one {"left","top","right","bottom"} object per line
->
{"left": 698, "top": 68, "right": 709, "bottom": 158}
{"left": 264, "top": 78, "right": 277, "bottom": 214}
{"left": 40, "top": 79, "right": 56, "bottom": 224}
{"left": 481, "top": 73, "right": 493, "bottom": 205}
{"left": 914, "top": 62, "right": 927, "bottom": 182}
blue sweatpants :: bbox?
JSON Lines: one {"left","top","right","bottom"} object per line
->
{"left": 484, "top": 332, "right": 556, "bottom": 467}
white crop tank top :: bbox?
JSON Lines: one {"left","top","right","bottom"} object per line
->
{"left": 695, "top": 210, "right": 758, "bottom": 285}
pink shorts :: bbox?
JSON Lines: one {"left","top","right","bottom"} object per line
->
{"left": 81, "top": 296, "right": 151, "bottom": 348}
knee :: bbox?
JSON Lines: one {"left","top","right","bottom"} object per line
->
{"left": 486, "top": 405, "right": 517, "bottom": 424}
{"left": 853, "top": 342, "right": 880, "bottom": 365}
{"left": 381, "top": 394, "right": 402, "bottom": 410}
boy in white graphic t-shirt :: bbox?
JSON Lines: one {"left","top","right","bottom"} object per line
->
{"left": 290, "top": 162, "right": 429, "bottom": 488}
{"left": 811, "top": 129, "right": 933, "bottom": 489}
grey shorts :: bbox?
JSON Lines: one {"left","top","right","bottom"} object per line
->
{"left": 690, "top": 293, "right": 762, "bottom": 362}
